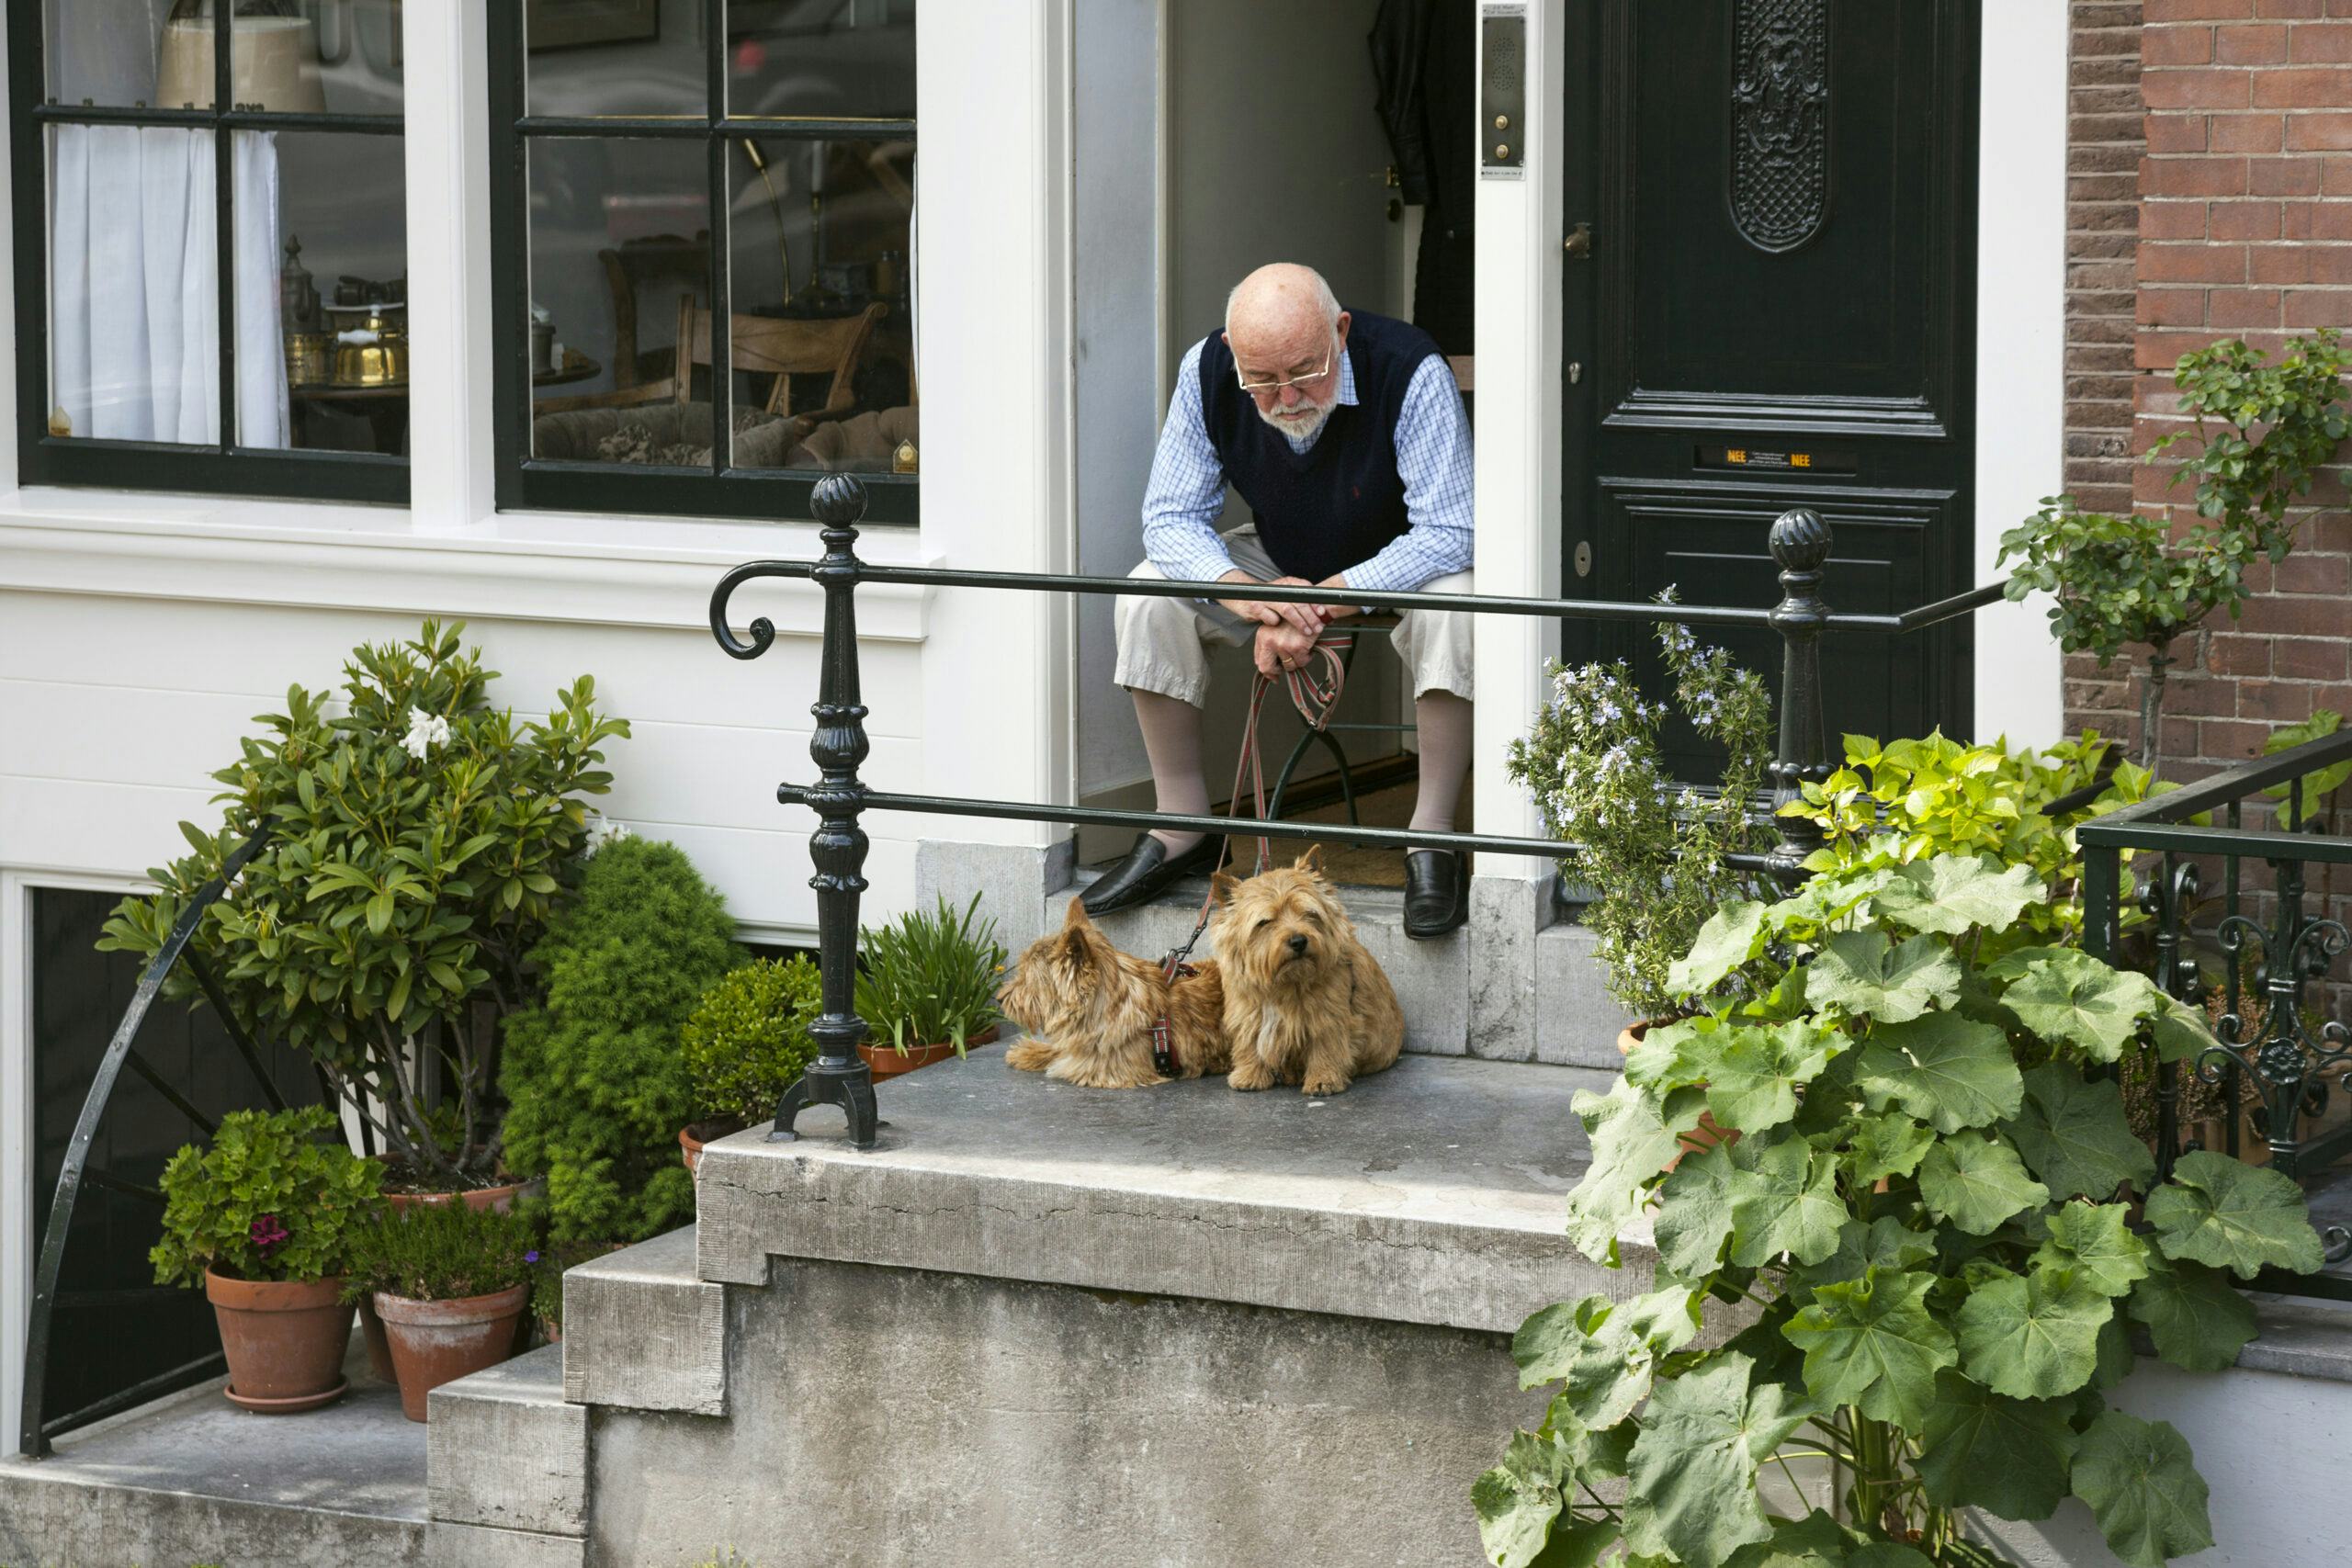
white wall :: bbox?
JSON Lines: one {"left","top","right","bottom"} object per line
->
{"left": 1973, "top": 0, "right": 2068, "bottom": 746}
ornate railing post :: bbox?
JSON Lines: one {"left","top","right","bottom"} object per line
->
{"left": 1765, "top": 508, "right": 1833, "bottom": 886}
{"left": 772, "top": 475, "right": 880, "bottom": 1149}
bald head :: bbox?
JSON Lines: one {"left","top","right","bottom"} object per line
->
{"left": 1222, "top": 264, "right": 1349, "bottom": 440}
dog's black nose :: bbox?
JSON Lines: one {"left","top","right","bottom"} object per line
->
{"left": 1287, "top": 933, "right": 1309, "bottom": 955}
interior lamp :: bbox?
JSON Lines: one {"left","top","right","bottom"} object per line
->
{"left": 157, "top": 1, "right": 329, "bottom": 114}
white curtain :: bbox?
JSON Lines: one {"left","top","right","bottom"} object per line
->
{"left": 49, "top": 126, "right": 288, "bottom": 448}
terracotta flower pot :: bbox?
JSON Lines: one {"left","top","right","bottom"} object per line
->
{"left": 357, "top": 1293, "right": 396, "bottom": 1382}
{"left": 860, "top": 1023, "right": 999, "bottom": 1080}
{"left": 1618, "top": 1020, "right": 1739, "bottom": 1173}
{"left": 204, "top": 1269, "right": 352, "bottom": 1414}
{"left": 374, "top": 1283, "right": 531, "bottom": 1423}
{"left": 680, "top": 1116, "right": 748, "bottom": 1173}
{"left": 384, "top": 1176, "right": 534, "bottom": 1214}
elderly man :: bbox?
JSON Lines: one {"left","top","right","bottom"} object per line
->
{"left": 1086, "top": 262, "right": 1475, "bottom": 940}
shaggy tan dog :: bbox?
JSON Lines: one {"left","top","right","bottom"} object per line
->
{"left": 996, "top": 897, "right": 1230, "bottom": 1089}
{"left": 1212, "top": 846, "right": 1404, "bottom": 1096}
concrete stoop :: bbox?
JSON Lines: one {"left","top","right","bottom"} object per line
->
{"left": 1054, "top": 867, "right": 1639, "bottom": 1065}
{"left": 560, "top": 1052, "right": 1633, "bottom": 1567}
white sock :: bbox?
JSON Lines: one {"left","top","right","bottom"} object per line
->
{"left": 1408, "top": 692, "right": 1473, "bottom": 855}
{"left": 1133, "top": 689, "right": 1210, "bottom": 856}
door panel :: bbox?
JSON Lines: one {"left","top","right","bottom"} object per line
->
{"left": 1564, "top": 0, "right": 1980, "bottom": 774}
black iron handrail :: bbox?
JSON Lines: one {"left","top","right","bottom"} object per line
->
{"left": 708, "top": 475, "right": 1996, "bottom": 1151}
{"left": 2080, "top": 728, "right": 2352, "bottom": 1301}
{"left": 17, "top": 823, "right": 298, "bottom": 1459}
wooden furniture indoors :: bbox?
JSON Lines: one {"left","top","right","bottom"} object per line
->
{"left": 535, "top": 295, "right": 887, "bottom": 420}
{"left": 598, "top": 231, "right": 710, "bottom": 390}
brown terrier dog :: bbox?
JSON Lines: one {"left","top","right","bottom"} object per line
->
{"left": 996, "top": 897, "right": 1230, "bottom": 1089}
{"left": 1212, "top": 846, "right": 1404, "bottom": 1096}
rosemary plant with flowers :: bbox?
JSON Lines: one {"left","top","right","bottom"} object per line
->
{"left": 1507, "top": 611, "right": 1774, "bottom": 1019}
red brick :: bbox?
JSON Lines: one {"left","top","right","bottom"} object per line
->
{"left": 2325, "top": 154, "right": 2352, "bottom": 191}
{"left": 2218, "top": 21, "right": 2293, "bottom": 59}
{"left": 2211, "top": 284, "right": 2288, "bottom": 322}
{"left": 2160, "top": 713, "right": 2206, "bottom": 757}
{"left": 2252, "top": 245, "right": 2352, "bottom": 281}
{"left": 2252, "top": 66, "right": 2352, "bottom": 104}
{"left": 2146, "top": 24, "right": 2218, "bottom": 63}
{"left": 2212, "top": 197, "right": 2286, "bottom": 234}
{"left": 2276, "top": 637, "right": 2352, "bottom": 679}
{"left": 2210, "top": 113, "right": 2287, "bottom": 151}
{"left": 2207, "top": 632, "right": 2276, "bottom": 673}
{"left": 2291, "top": 20, "right": 2352, "bottom": 56}
{"left": 2239, "top": 679, "right": 2320, "bottom": 720}
{"left": 2286, "top": 201, "right": 2352, "bottom": 237}
{"left": 2258, "top": 0, "right": 2326, "bottom": 17}
{"left": 2140, "top": 286, "right": 2211, "bottom": 324}
{"left": 2152, "top": 0, "right": 2255, "bottom": 15}
{"left": 2242, "top": 592, "right": 2352, "bottom": 634}
{"left": 2250, "top": 154, "right": 2326, "bottom": 191}
{"left": 2286, "top": 113, "right": 2352, "bottom": 150}
{"left": 2146, "top": 68, "right": 2255, "bottom": 107}
{"left": 2285, "top": 286, "right": 2352, "bottom": 321}
{"left": 2141, "top": 198, "right": 2211, "bottom": 237}
{"left": 2274, "top": 550, "right": 2352, "bottom": 592}
{"left": 2144, "top": 154, "right": 2253, "bottom": 195}
{"left": 2199, "top": 717, "right": 2276, "bottom": 757}
{"left": 2144, "top": 114, "right": 2210, "bottom": 153}
{"left": 2143, "top": 239, "right": 2252, "bottom": 278}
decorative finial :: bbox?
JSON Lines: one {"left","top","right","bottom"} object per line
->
{"left": 810, "top": 473, "right": 869, "bottom": 528}
{"left": 1768, "top": 508, "right": 1832, "bottom": 573}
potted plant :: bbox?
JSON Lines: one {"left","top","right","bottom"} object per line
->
{"left": 97, "top": 620, "right": 629, "bottom": 1202}
{"left": 680, "top": 953, "right": 822, "bottom": 1167}
{"left": 1475, "top": 851, "right": 2324, "bottom": 1568}
{"left": 1506, "top": 609, "right": 1773, "bottom": 1035}
{"left": 499, "top": 834, "right": 741, "bottom": 1237}
{"left": 854, "top": 893, "right": 1008, "bottom": 1078}
{"left": 151, "top": 1105, "right": 385, "bottom": 1413}
{"left": 344, "top": 1201, "right": 540, "bottom": 1422}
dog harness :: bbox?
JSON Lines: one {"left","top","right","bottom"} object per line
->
{"left": 1149, "top": 959, "right": 1202, "bottom": 1077}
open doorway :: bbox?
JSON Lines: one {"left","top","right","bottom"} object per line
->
{"left": 1070, "top": 0, "right": 1474, "bottom": 886}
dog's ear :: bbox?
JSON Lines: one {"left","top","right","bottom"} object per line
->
{"left": 1294, "top": 843, "right": 1326, "bottom": 876}
{"left": 1210, "top": 870, "right": 1240, "bottom": 906}
{"left": 1062, "top": 895, "right": 1090, "bottom": 929}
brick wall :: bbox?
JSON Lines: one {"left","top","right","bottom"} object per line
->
{"left": 2061, "top": 0, "right": 2352, "bottom": 779}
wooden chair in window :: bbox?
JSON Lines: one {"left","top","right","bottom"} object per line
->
{"left": 598, "top": 231, "right": 710, "bottom": 390}
{"left": 536, "top": 295, "right": 888, "bottom": 420}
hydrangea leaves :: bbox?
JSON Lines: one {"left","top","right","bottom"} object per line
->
{"left": 1490, "top": 852, "right": 2312, "bottom": 1568}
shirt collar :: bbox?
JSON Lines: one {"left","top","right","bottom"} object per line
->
{"left": 1336, "top": 344, "right": 1359, "bottom": 408}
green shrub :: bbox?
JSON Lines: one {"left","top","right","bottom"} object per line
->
{"left": 683, "top": 955, "right": 821, "bottom": 1123}
{"left": 342, "top": 1201, "right": 540, "bottom": 1304}
{"left": 498, "top": 836, "right": 742, "bottom": 1245}
{"left": 854, "top": 893, "right": 1007, "bottom": 1054}
{"left": 96, "top": 620, "right": 628, "bottom": 1188}
{"left": 151, "top": 1106, "right": 385, "bottom": 1288}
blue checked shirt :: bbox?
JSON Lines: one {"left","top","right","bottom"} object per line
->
{"left": 1140, "top": 338, "right": 1475, "bottom": 593}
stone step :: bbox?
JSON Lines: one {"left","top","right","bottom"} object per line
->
{"left": 695, "top": 1049, "right": 1641, "bottom": 1334}
{"left": 427, "top": 1343, "right": 587, "bottom": 1567}
{"left": 559, "top": 1224, "right": 727, "bottom": 1416}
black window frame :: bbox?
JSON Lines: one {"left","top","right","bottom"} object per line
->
{"left": 6, "top": 5, "right": 408, "bottom": 503}
{"left": 489, "top": 1, "right": 920, "bottom": 526}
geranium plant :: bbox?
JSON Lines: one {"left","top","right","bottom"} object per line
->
{"left": 152, "top": 1106, "right": 385, "bottom": 1286}
{"left": 2000, "top": 328, "right": 2349, "bottom": 768}
{"left": 99, "top": 621, "right": 629, "bottom": 1189}
{"left": 1476, "top": 852, "right": 2324, "bottom": 1568}
{"left": 1507, "top": 614, "right": 1772, "bottom": 1020}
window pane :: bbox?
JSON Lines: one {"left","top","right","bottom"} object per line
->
{"left": 46, "top": 3, "right": 398, "bottom": 113}
{"left": 726, "top": 0, "right": 917, "bottom": 120}
{"left": 249, "top": 0, "right": 404, "bottom": 115}
{"left": 47, "top": 1, "right": 184, "bottom": 109}
{"left": 44, "top": 125, "right": 230, "bottom": 445}
{"left": 724, "top": 137, "right": 913, "bottom": 472}
{"left": 526, "top": 1, "right": 705, "bottom": 119}
{"left": 526, "top": 139, "right": 716, "bottom": 467}
{"left": 272, "top": 133, "right": 409, "bottom": 455}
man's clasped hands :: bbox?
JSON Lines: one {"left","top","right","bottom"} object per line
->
{"left": 1215, "top": 569, "right": 1358, "bottom": 678}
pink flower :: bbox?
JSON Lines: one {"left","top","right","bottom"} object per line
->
{"left": 249, "top": 1213, "right": 289, "bottom": 1255}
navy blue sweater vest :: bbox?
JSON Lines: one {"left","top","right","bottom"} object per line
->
{"left": 1197, "top": 310, "right": 1439, "bottom": 584}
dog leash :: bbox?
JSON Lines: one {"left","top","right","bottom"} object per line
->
{"left": 1151, "top": 627, "right": 1356, "bottom": 1077}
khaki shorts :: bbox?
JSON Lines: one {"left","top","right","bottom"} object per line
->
{"left": 1112, "top": 525, "right": 1474, "bottom": 707}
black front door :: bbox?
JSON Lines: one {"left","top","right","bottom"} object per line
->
{"left": 1562, "top": 0, "right": 1980, "bottom": 775}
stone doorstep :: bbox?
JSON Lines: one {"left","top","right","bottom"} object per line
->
{"left": 692, "top": 1051, "right": 1652, "bottom": 1337}
{"left": 557, "top": 1224, "right": 728, "bottom": 1416}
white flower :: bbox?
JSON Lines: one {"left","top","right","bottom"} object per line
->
{"left": 582, "top": 813, "right": 632, "bottom": 857}
{"left": 401, "top": 708, "right": 450, "bottom": 761}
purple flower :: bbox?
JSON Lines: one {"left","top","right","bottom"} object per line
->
{"left": 249, "top": 1213, "right": 289, "bottom": 1255}
{"left": 526, "top": 1250, "right": 541, "bottom": 1265}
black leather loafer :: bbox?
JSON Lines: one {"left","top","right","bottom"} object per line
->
{"left": 1403, "top": 849, "right": 1468, "bottom": 940}
{"left": 1080, "top": 833, "right": 1226, "bottom": 916}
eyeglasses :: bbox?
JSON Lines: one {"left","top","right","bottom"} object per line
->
{"left": 1234, "top": 345, "right": 1336, "bottom": 395}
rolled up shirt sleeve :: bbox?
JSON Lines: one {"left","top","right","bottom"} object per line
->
{"left": 1140, "top": 342, "right": 1240, "bottom": 586}
{"left": 1343, "top": 354, "right": 1476, "bottom": 595}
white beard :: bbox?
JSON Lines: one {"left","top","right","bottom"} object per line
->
{"left": 1256, "top": 399, "right": 1333, "bottom": 445}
